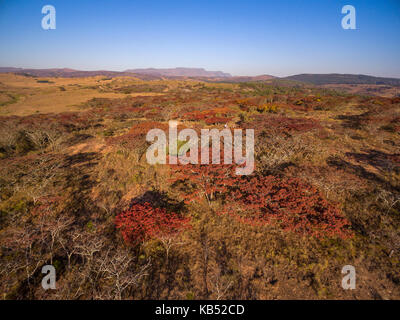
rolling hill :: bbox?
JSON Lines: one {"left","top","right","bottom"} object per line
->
{"left": 284, "top": 73, "right": 400, "bottom": 86}
{"left": 1, "top": 68, "right": 399, "bottom": 88}
{"left": 125, "top": 67, "right": 232, "bottom": 78}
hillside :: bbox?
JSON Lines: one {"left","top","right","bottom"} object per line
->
{"left": 125, "top": 67, "right": 232, "bottom": 78}
{"left": 0, "top": 67, "right": 231, "bottom": 79}
{"left": 0, "top": 67, "right": 162, "bottom": 80}
{"left": 2, "top": 68, "right": 400, "bottom": 87}
{"left": 284, "top": 73, "right": 400, "bottom": 86}
{"left": 0, "top": 73, "right": 399, "bottom": 299}
{"left": 221, "top": 74, "right": 276, "bottom": 82}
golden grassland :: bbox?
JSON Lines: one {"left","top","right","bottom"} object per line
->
{"left": 0, "top": 74, "right": 171, "bottom": 116}
{"left": 0, "top": 73, "right": 240, "bottom": 116}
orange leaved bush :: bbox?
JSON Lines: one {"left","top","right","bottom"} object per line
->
{"left": 170, "top": 152, "right": 352, "bottom": 239}
{"left": 169, "top": 146, "right": 237, "bottom": 205}
{"left": 222, "top": 175, "right": 353, "bottom": 239}
{"left": 115, "top": 202, "right": 191, "bottom": 246}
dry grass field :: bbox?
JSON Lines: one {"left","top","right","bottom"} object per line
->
{"left": 0, "top": 74, "right": 166, "bottom": 116}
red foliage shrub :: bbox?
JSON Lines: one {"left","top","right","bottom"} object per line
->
{"left": 183, "top": 107, "right": 234, "bottom": 124}
{"left": 115, "top": 202, "right": 191, "bottom": 246}
{"left": 170, "top": 152, "right": 351, "bottom": 239}
{"left": 106, "top": 121, "right": 168, "bottom": 150}
{"left": 222, "top": 175, "right": 353, "bottom": 239}
{"left": 170, "top": 161, "right": 236, "bottom": 205}
{"left": 246, "top": 115, "right": 321, "bottom": 134}
{"left": 128, "top": 121, "right": 168, "bottom": 136}
{"left": 169, "top": 146, "right": 238, "bottom": 205}
{"left": 169, "top": 143, "right": 352, "bottom": 239}
{"left": 204, "top": 116, "right": 232, "bottom": 124}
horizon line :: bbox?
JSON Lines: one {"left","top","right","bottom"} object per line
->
{"left": 1, "top": 66, "right": 400, "bottom": 80}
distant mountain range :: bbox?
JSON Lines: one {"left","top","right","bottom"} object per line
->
{"left": 1, "top": 67, "right": 399, "bottom": 86}
{"left": 125, "top": 67, "right": 231, "bottom": 78}
{"left": 0, "top": 67, "right": 231, "bottom": 80}
{"left": 283, "top": 73, "right": 400, "bottom": 86}
{"left": 221, "top": 74, "right": 276, "bottom": 82}
{"left": 0, "top": 67, "right": 159, "bottom": 80}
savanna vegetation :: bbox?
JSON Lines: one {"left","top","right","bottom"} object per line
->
{"left": 0, "top": 74, "right": 399, "bottom": 299}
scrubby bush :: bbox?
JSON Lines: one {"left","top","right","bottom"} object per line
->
{"left": 115, "top": 202, "right": 191, "bottom": 246}
{"left": 222, "top": 175, "right": 353, "bottom": 239}
{"left": 15, "top": 131, "right": 35, "bottom": 154}
{"left": 256, "top": 104, "right": 279, "bottom": 113}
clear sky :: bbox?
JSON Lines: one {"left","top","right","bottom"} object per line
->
{"left": 0, "top": 0, "right": 399, "bottom": 77}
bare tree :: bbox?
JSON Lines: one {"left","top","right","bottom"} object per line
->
{"left": 42, "top": 215, "right": 74, "bottom": 264}
{"left": 209, "top": 271, "right": 233, "bottom": 300}
{"left": 68, "top": 230, "right": 106, "bottom": 298}
{"left": 98, "top": 249, "right": 151, "bottom": 300}
{"left": 158, "top": 235, "right": 185, "bottom": 264}
{"left": 1, "top": 226, "right": 45, "bottom": 287}
{"left": 26, "top": 127, "right": 63, "bottom": 152}
{"left": 15, "top": 155, "right": 62, "bottom": 205}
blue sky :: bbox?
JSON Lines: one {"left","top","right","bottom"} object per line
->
{"left": 0, "top": 0, "right": 399, "bottom": 77}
